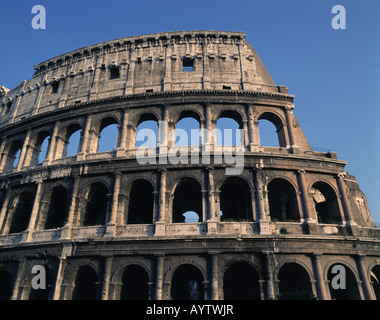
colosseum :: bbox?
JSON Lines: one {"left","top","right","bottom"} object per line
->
{"left": 0, "top": 30, "right": 379, "bottom": 301}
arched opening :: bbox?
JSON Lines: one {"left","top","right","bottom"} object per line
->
{"left": 82, "top": 182, "right": 108, "bottom": 226}
{"left": 4, "top": 140, "right": 22, "bottom": 171}
{"left": 278, "top": 263, "right": 313, "bottom": 299}
{"left": 370, "top": 266, "right": 380, "bottom": 300}
{"left": 311, "top": 182, "right": 342, "bottom": 224}
{"left": 96, "top": 118, "right": 118, "bottom": 153}
{"left": 219, "top": 177, "right": 253, "bottom": 222}
{"left": 258, "top": 119, "right": 279, "bottom": 147}
{"left": 28, "top": 267, "right": 54, "bottom": 300}
{"left": 63, "top": 124, "right": 82, "bottom": 157}
{"left": 171, "top": 264, "right": 204, "bottom": 300}
{"left": 268, "top": 178, "right": 300, "bottom": 222}
{"left": 127, "top": 180, "right": 154, "bottom": 224}
{"left": 135, "top": 114, "right": 159, "bottom": 148}
{"left": 8, "top": 191, "right": 34, "bottom": 234}
{"left": 216, "top": 110, "right": 243, "bottom": 146}
{"left": 29, "top": 131, "right": 50, "bottom": 165}
{"left": 172, "top": 178, "right": 202, "bottom": 223}
{"left": 174, "top": 111, "right": 201, "bottom": 146}
{"left": 43, "top": 186, "right": 68, "bottom": 229}
{"left": 328, "top": 264, "right": 361, "bottom": 300}
{"left": 182, "top": 211, "right": 200, "bottom": 223}
{"left": 258, "top": 112, "right": 286, "bottom": 148}
{"left": 37, "top": 135, "right": 50, "bottom": 163}
{"left": 0, "top": 270, "right": 12, "bottom": 300}
{"left": 223, "top": 261, "right": 260, "bottom": 300}
{"left": 72, "top": 266, "right": 98, "bottom": 300}
{"left": 120, "top": 265, "right": 149, "bottom": 300}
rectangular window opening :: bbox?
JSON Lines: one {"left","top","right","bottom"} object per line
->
{"left": 183, "top": 59, "right": 194, "bottom": 72}
{"left": 222, "top": 85, "right": 231, "bottom": 90}
{"left": 146, "top": 89, "right": 153, "bottom": 93}
{"left": 51, "top": 81, "right": 60, "bottom": 94}
{"left": 5, "top": 101, "right": 12, "bottom": 113}
{"left": 110, "top": 67, "right": 120, "bottom": 79}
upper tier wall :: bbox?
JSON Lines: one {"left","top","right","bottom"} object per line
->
{"left": 0, "top": 31, "right": 287, "bottom": 128}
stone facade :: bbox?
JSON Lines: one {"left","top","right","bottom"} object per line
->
{"left": 0, "top": 31, "right": 379, "bottom": 300}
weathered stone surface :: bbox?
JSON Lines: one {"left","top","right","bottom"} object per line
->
{"left": 0, "top": 31, "right": 378, "bottom": 301}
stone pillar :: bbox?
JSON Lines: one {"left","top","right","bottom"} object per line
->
{"left": 124, "top": 124, "right": 135, "bottom": 155}
{"left": 60, "top": 176, "right": 80, "bottom": 239}
{"left": 255, "top": 167, "right": 270, "bottom": 234}
{"left": 210, "top": 252, "right": 219, "bottom": 300}
{"left": 108, "top": 281, "right": 119, "bottom": 300}
{"left": 104, "top": 192, "right": 113, "bottom": 226}
{"left": 0, "top": 188, "right": 12, "bottom": 235}
{"left": 258, "top": 280, "right": 266, "bottom": 300}
{"left": 284, "top": 105, "right": 298, "bottom": 151}
{"left": 158, "top": 169, "right": 167, "bottom": 222}
{"left": 116, "top": 109, "right": 129, "bottom": 157}
{"left": 204, "top": 103, "right": 213, "bottom": 150}
{"left": 356, "top": 254, "right": 375, "bottom": 300}
{"left": 158, "top": 105, "right": 168, "bottom": 162}
{"left": 9, "top": 81, "right": 27, "bottom": 123}
{"left": 11, "top": 258, "right": 27, "bottom": 300}
{"left": 105, "top": 173, "right": 122, "bottom": 237}
{"left": 311, "top": 253, "right": 328, "bottom": 300}
{"left": 336, "top": 172, "right": 355, "bottom": 226}
{"left": 155, "top": 169, "right": 166, "bottom": 235}
{"left": 31, "top": 83, "right": 46, "bottom": 116}
{"left": 202, "top": 43, "right": 211, "bottom": 90}
{"left": 0, "top": 138, "right": 7, "bottom": 169}
{"left": 310, "top": 280, "right": 318, "bottom": 298}
{"left": 262, "top": 251, "right": 275, "bottom": 300}
{"left": 199, "top": 119, "right": 205, "bottom": 150}
{"left": 297, "top": 169, "right": 315, "bottom": 220}
{"left": 23, "top": 180, "right": 44, "bottom": 242}
{"left": 155, "top": 254, "right": 164, "bottom": 300}
{"left": 52, "top": 258, "right": 67, "bottom": 300}
{"left": 250, "top": 189, "right": 258, "bottom": 221}
{"left": 206, "top": 167, "right": 218, "bottom": 234}
{"left": 0, "top": 150, "right": 9, "bottom": 174}
{"left": 43, "top": 121, "right": 60, "bottom": 165}
{"left": 17, "top": 129, "right": 32, "bottom": 170}
{"left": 295, "top": 191, "right": 304, "bottom": 222}
{"left": 201, "top": 189, "right": 207, "bottom": 223}
{"left": 0, "top": 137, "right": 6, "bottom": 155}
{"left": 246, "top": 104, "right": 258, "bottom": 152}
{"left": 255, "top": 169, "right": 266, "bottom": 220}
{"left": 123, "top": 56, "right": 135, "bottom": 95}
{"left": 253, "top": 120, "right": 260, "bottom": 147}
{"left": 162, "top": 46, "right": 171, "bottom": 91}
{"left": 57, "top": 76, "right": 71, "bottom": 108}
{"left": 297, "top": 169, "right": 318, "bottom": 234}
{"left": 102, "top": 256, "right": 113, "bottom": 300}
{"left": 76, "top": 114, "right": 92, "bottom": 161}
{"left": 242, "top": 119, "right": 249, "bottom": 150}
{"left": 207, "top": 167, "right": 215, "bottom": 220}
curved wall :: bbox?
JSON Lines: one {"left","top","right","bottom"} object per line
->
{"left": 0, "top": 31, "right": 378, "bottom": 301}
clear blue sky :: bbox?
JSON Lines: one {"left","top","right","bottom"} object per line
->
{"left": 1, "top": 0, "right": 379, "bottom": 222}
